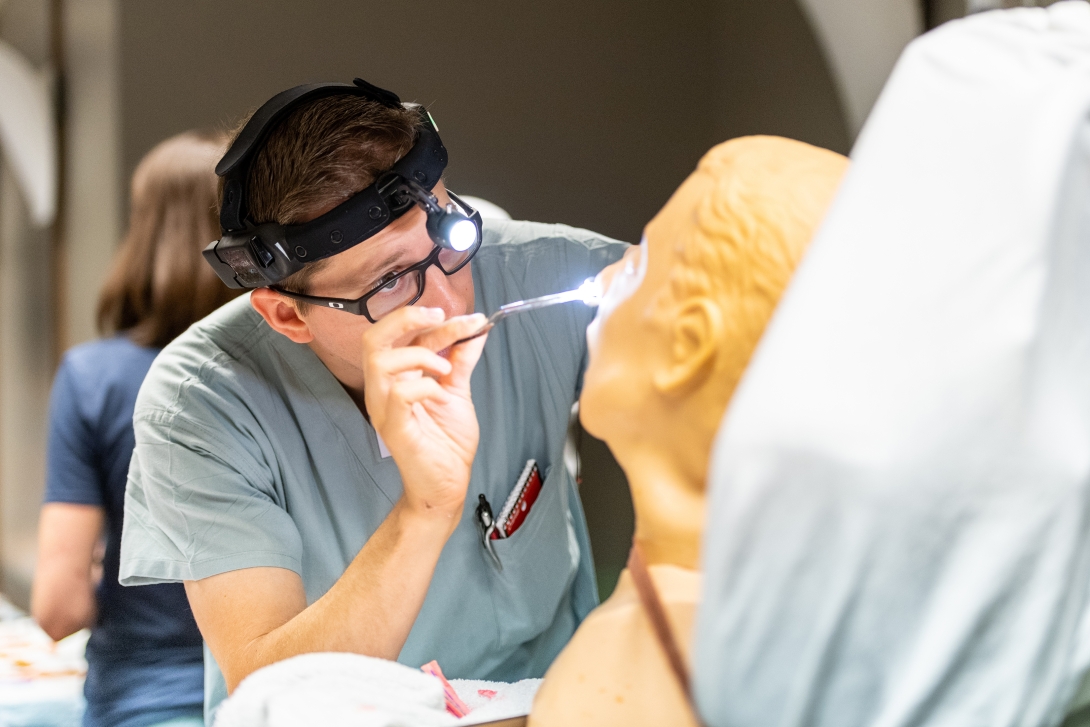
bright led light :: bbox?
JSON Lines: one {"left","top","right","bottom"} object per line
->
{"left": 577, "top": 278, "right": 603, "bottom": 306}
{"left": 447, "top": 218, "right": 477, "bottom": 252}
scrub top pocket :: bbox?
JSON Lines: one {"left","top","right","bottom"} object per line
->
{"left": 487, "top": 464, "right": 579, "bottom": 649}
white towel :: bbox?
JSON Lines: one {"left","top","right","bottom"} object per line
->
{"left": 213, "top": 653, "right": 452, "bottom": 727}
{"left": 695, "top": 4, "right": 1090, "bottom": 727}
{"left": 211, "top": 653, "right": 540, "bottom": 727}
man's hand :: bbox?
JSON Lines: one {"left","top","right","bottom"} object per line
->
{"left": 361, "top": 307, "right": 488, "bottom": 528}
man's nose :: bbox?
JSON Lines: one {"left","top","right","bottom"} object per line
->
{"left": 419, "top": 264, "right": 466, "bottom": 318}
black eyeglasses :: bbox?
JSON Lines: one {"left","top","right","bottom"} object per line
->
{"left": 271, "top": 228, "right": 481, "bottom": 323}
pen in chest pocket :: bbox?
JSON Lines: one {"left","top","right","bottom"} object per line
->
{"left": 475, "top": 460, "right": 544, "bottom": 569}
{"left": 475, "top": 493, "right": 502, "bottom": 570}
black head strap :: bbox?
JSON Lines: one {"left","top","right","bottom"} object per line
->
{"left": 278, "top": 120, "right": 448, "bottom": 263}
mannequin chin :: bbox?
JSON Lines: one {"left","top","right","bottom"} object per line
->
{"left": 530, "top": 136, "right": 849, "bottom": 727}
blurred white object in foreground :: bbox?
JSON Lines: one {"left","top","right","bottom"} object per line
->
{"left": 213, "top": 652, "right": 540, "bottom": 727}
{"left": 213, "top": 653, "right": 450, "bottom": 727}
{"left": 696, "top": 3, "right": 1090, "bottom": 727}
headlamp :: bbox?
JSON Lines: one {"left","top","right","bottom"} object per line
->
{"left": 202, "top": 77, "right": 482, "bottom": 290}
{"left": 391, "top": 178, "right": 482, "bottom": 253}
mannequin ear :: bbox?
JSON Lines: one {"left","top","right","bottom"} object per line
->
{"left": 653, "top": 298, "right": 722, "bottom": 396}
{"left": 250, "top": 288, "right": 315, "bottom": 344}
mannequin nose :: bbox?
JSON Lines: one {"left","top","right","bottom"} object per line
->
{"left": 595, "top": 260, "right": 623, "bottom": 293}
{"left": 600, "top": 242, "right": 642, "bottom": 289}
{"left": 595, "top": 253, "right": 631, "bottom": 296}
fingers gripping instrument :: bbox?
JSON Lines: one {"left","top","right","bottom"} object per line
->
{"left": 202, "top": 77, "right": 482, "bottom": 290}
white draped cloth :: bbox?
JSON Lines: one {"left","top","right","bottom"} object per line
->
{"left": 695, "top": 4, "right": 1090, "bottom": 726}
{"left": 212, "top": 652, "right": 540, "bottom": 727}
{"left": 213, "top": 653, "right": 452, "bottom": 727}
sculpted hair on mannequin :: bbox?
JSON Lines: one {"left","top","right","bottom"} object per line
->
{"left": 660, "top": 137, "right": 846, "bottom": 403}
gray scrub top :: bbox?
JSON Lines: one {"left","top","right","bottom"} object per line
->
{"left": 119, "top": 219, "right": 627, "bottom": 718}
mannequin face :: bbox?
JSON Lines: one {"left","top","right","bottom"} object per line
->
{"left": 582, "top": 166, "right": 720, "bottom": 460}
{"left": 581, "top": 239, "right": 651, "bottom": 443}
{"left": 580, "top": 137, "right": 849, "bottom": 568}
{"left": 581, "top": 171, "right": 724, "bottom": 568}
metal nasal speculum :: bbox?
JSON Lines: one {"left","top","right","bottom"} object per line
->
{"left": 454, "top": 278, "right": 603, "bottom": 345}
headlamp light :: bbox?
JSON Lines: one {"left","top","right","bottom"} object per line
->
{"left": 407, "top": 184, "right": 482, "bottom": 253}
{"left": 443, "top": 214, "right": 479, "bottom": 252}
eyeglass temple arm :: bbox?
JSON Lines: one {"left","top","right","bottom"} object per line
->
{"left": 446, "top": 190, "right": 479, "bottom": 217}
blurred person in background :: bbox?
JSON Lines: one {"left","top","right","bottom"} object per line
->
{"left": 31, "top": 131, "right": 242, "bottom": 727}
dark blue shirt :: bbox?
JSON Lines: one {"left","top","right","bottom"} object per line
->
{"left": 45, "top": 336, "right": 204, "bottom": 727}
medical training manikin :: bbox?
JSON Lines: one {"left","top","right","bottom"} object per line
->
{"left": 694, "top": 4, "right": 1090, "bottom": 727}
{"left": 528, "top": 136, "right": 848, "bottom": 726}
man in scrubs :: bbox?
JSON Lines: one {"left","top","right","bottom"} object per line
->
{"left": 119, "top": 81, "right": 626, "bottom": 718}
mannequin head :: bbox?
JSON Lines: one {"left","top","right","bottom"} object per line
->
{"left": 581, "top": 136, "right": 848, "bottom": 568}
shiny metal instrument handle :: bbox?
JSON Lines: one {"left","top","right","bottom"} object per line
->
{"left": 454, "top": 279, "right": 602, "bottom": 345}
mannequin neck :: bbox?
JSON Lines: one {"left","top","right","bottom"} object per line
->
{"left": 617, "top": 447, "right": 707, "bottom": 571}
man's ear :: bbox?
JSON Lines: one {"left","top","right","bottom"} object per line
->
{"left": 250, "top": 288, "right": 315, "bottom": 344}
{"left": 653, "top": 298, "right": 722, "bottom": 397}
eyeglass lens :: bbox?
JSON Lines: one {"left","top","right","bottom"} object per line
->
{"left": 365, "top": 246, "right": 475, "bottom": 321}
{"left": 366, "top": 270, "right": 426, "bottom": 320}
{"left": 436, "top": 246, "right": 473, "bottom": 274}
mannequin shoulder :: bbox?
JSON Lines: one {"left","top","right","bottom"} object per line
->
{"left": 528, "top": 568, "right": 701, "bottom": 727}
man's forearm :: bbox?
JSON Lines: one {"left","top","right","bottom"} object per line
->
{"left": 190, "top": 497, "right": 458, "bottom": 692}
{"left": 277, "top": 498, "right": 456, "bottom": 656}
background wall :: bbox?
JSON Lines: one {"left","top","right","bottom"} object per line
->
{"left": 119, "top": 0, "right": 852, "bottom": 245}
{"left": 0, "top": 0, "right": 57, "bottom": 608}
{"left": 0, "top": 0, "right": 120, "bottom": 605}
{"left": 798, "top": 0, "right": 923, "bottom": 133}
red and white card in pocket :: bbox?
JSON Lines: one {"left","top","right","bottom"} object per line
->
{"left": 490, "top": 459, "right": 543, "bottom": 540}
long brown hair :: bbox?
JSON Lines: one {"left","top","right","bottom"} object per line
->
{"left": 97, "top": 131, "right": 242, "bottom": 348}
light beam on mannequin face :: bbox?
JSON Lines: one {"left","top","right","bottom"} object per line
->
{"left": 586, "top": 238, "right": 649, "bottom": 350}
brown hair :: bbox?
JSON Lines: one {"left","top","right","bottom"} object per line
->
{"left": 97, "top": 131, "right": 242, "bottom": 348}
{"left": 231, "top": 94, "right": 421, "bottom": 297}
